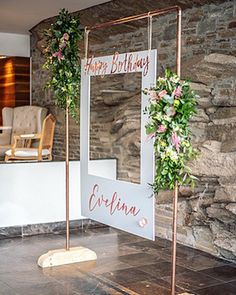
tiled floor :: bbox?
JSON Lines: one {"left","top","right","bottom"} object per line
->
{"left": 0, "top": 227, "right": 235, "bottom": 295}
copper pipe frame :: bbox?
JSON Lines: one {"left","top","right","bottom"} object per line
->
{"left": 66, "top": 98, "right": 70, "bottom": 251}
{"left": 85, "top": 6, "right": 182, "bottom": 295}
{"left": 171, "top": 9, "right": 181, "bottom": 295}
{"left": 87, "top": 6, "right": 179, "bottom": 31}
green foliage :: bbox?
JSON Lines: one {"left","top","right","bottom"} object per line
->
{"left": 43, "top": 9, "right": 83, "bottom": 121}
{"left": 144, "top": 69, "right": 198, "bottom": 194}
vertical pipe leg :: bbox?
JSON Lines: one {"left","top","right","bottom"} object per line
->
{"left": 172, "top": 8, "right": 181, "bottom": 294}
{"left": 171, "top": 182, "right": 179, "bottom": 295}
{"left": 66, "top": 98, "right": 70, "bottom": 251}
{"left": 176, "top": 7, "right": 181, "bottom": 77}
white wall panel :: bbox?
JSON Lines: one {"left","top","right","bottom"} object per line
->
{"left": 0, "top": 160, "right": 116, "bottom": 227}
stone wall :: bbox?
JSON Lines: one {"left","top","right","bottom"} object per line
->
{"left": 31, "top": 0, "right": 236, "bottom": 260}
{"left": 90, "top": 73, "right": 141, "bottom": 183}
{"left": 156, "top": 53, "right": 236, "bottom": 261}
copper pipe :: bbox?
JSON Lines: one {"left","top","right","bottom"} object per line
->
{"left": 84, "top": 27, "right": 90, "bottom": 61}
{"left": 176, "top": 7, "right": 182, "bottom": 77}
{"left": 86, "top": 6, "right": 179, "bottom": 32}
{"left": 66, "top": 97, "right": 70, "bottom": 251}
{"left": 171, "top": 8, "right": 182, "bottom": 295}
{"left": 171, "top": 182, "right": 179, "bottom": 295}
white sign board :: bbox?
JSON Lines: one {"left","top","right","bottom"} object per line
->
{"left": 80, "top": 50, "right": 157, "bottom": 240}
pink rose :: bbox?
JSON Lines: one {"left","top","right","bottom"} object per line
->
{"left": 63, "top": 33, "right": 70, "bottom": 41}
{"left": 173, "top": 86, "right": 182, "bottom": 98}
{"left": 157, "top": 125, "right": 166, "bottom": 133}
{"left": 171, "top": 132, "right": 181, "bottom": 153}
{"left": 158, "top": 90, "right": 167, "bottom": 98}
{"left": 52, "top": 50, "right": 64, "bottom": 61}
{"left": 149, "top": 90, "right": 158, "bottom": 102}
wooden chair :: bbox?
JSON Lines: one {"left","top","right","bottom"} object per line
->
{"left": 0, "top": 106, "right": 48, "bottom": 157}
{"left": 5, "top": 114, "right": 56, "bottom": 162}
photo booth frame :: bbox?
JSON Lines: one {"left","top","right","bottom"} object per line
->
{"left": 80, "top": 50, "right": 157, "bottom": 240}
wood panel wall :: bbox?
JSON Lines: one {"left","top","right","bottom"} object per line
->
{"left": 0, "top": 57, "right": 30, "bottom": 124}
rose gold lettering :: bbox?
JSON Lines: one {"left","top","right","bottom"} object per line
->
{"left": 88, "top": 184, "right": 141, "bottom": 217}
{"left": 143, "top": 56, "right": 149, "bottom": 76}
{"left": 89, "top": 184, "right": 99, "bottom": 211}
{"left": 111, "top": 52, "right": 119, "bottom": 74}
{"left": 127, "top": 54, "right": 133, "bottom": 73}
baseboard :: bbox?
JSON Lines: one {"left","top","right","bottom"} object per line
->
{"left": 0, "top": 219, "right": 108, "bottom": 239}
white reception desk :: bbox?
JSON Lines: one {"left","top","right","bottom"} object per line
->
{"left": 0, "top": 160, "right": 116, "bottom": 228}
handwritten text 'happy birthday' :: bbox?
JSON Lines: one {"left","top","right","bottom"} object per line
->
{"left": 84, "top": 52, "right": 150, "bottom": 76}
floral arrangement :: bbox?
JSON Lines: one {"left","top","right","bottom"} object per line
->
{"left": 43, "top": 9, "right": 83, "bottom": 120}
{"left": 144, "top": 69, "right": 198, "bottom": 194}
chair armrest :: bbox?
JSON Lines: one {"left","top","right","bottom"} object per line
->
{"left": 12, "top": 133, "right": 42, "bottom": 151}
{"left": 0, "top": 126, "right": 12, "bottom": 131}
{"left": 0, "top": 133, "right": 11, "bottom": 145}
{"left": 14, "top": 133, "right": 42, "bottom": 140}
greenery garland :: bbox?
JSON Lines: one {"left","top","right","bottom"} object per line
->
{"left": 144, "top": 69, "right": 198, "bottom": 194}
{"left": 43, "top": 9, "right": 83, "bottom": 121}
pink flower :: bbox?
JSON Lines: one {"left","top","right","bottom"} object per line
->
{"left": 59, "top": 41, "right": 67, "bottom": 50}
{"left": 173, "top": 86, "right": 182, "bottom": 98}
{"left": 52, "top": 50, "right": 64, "bottom": 61}
{"left": 63, "top": 33, "right": 70, "bottom": 41}
{"left": 146, "top": 131, "right": 156, "bottom": 141}
{"left": 172, "top": 132, "right": 181, "bottom": 153}
{"left": 149, "top": 90, "right": 158, "bottom": 102}
{"left": 158, "top": 90, "right": 167, "bottom": 98}
{"left": 157, "top": 125, "right": 166, "bottom": 133}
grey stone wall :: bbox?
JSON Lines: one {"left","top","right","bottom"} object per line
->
{"left": 156, "top": 53, "right": 236, "bottom": 261}
{"left": 31, "top": 0, "right": 236, "bottom": 261}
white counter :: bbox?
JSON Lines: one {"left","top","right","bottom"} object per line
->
{"left": 0, "top": 160, "right": 116, "bottom": 227}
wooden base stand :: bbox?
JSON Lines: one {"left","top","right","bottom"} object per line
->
{"left": 38, "top": 247, "right": 97, "bottom": 268}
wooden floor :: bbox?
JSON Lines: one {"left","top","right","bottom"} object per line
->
{"left": 0, "top": 227, "right": 235, "bottom": 295}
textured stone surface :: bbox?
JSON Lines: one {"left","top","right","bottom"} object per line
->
{"left": 210, "top": 221, "right": 236, "bottom": 259}
{"left": 206, "top": 206, "right": 235, "bottom": 224}
{"left": 212, "top": 78, "right": 236, "bottom": 106}
{"left": 226, "top": 203, "right": 236, "bottom": 215}
{"left": 215, "top": 187, "right": 236, "bottom": 203}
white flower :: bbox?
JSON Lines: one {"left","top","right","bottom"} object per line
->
{"left": 163, "top": 115, "right": 172, "bottom": 122}
{"left": 170, "top": 151, "right": 178, "bottom": 161}
{"left": 154, "top": 112, "right": 162, "bottom": 120}
{"left": 160, "top": 152, "right": 166, "bottom": 159}
{"left": 170, "top": 75, "right": 180, "bottom": 83}
{"left": 165, "top": 146, "right": 179, "bottom": 161}
{"left": 157, "top": 77, "right": 166, "bottom": 84}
